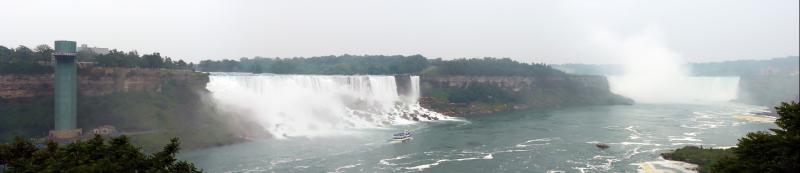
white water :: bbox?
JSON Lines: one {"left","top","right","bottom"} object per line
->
{"left": 593, "top": 27, "right": 740, "bottom": 103}
{"left": 206, "top": 73, "right": 446, "bottom": 138}
{"left": 608, "top": 76, "right": 740, "bottom": 103}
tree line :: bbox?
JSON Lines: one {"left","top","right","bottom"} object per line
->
{"left": 198, "top": 54, "right": 428, "bottom": 75}
{"left": 0, "top": 45, "right": 54, "bottom": 74}
{"left": 3, "top": 43, "right": 566, "bottom": 77}
{"left": 198, "top": 55, "right": 566, "bottom": 76}
{"left": 0, "top": 45, "right": 194, "bottom": 74}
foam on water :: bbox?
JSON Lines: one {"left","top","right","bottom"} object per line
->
{"left": 390, "top": 151, "right": 496, "bottom": 172}
{"left": 380, "top": 137, "right": 560, "bottom": 172}
{"left": 633, "top": 159, "right": 698, "bottom": 173}
{"left": 515, "top": 138, "right": 553, "bottom": 147}
{"left": 183, "top": 85, "right": 777, "bottom": 172}
{"left": 330, "top": 163, "right": 361, "bottom": 173}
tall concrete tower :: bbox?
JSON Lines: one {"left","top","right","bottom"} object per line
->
{"left": 54, "top": 40, "right": 77, "bottom": 131}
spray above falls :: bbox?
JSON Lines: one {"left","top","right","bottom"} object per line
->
{"left": 595, "top": 28, "right": 740, "bottom": 103}
{"left": 206, "top": 74, "right": 447, "bottom": 138}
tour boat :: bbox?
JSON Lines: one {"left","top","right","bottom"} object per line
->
{"left": 392, "top": 130, "right": 413, "bottom": 142}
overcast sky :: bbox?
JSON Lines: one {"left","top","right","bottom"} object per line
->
{"left": 1, "top": 0, "right": 797, "bottom": 64}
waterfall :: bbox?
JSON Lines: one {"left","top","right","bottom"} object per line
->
{"left": 608, "top": 76, "right": 740, "bottom": 103}
{"left": 206, "top": 73, "right": 446, "bottom": 138}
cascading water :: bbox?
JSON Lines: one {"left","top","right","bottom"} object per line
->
{"left": 206, "top": 73, "right": 447, "bottom": 138}
{"left": 593, "top": 28, "right": 741, "bottom": 103}
{"left": 608, "top": 76, "right": 740, "bottom": 103}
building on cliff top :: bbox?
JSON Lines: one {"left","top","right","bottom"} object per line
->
{"left": 78, "top": 44, "right": 109, "bottom": 55}
{"left": 91, "top": 125, "right": 117, "bottom": 136}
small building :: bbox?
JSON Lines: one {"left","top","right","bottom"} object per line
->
{"left": 48, "top": 128, "right": 83, "bottom": 140}
{"left": 76, "top": 61, "right": 96, "bottom": 68}
{"left": 91, "top": 125, "right": 117, "bottom": 136}
{"left": 78, "top": 44, "right": 109, "bottom": 55}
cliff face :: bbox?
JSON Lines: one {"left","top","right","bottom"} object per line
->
{"left": 736, "top": 75, "right": 800, "bottom": 107}
{"left": 419, "top": 75, "right": 632, "bottom": 116}
{"left": 0, "top": 67, "right": 208, "bottom": 100}
{"left": 422, "top": 75, "right": 612, "bottom": 92}
{"left": 0, "top": 67, "right": 253, "bottom": 150}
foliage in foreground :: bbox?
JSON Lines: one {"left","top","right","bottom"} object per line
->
{"left": 664, "top": 101, "right": 800, "bottom": 173}
{"left": 0, "top": 135, "right": 201, "bottom": 172}
{"left": 708, "top": 101, "right": 800, "bottom": 172}
{"left": 660, "top": 146, "right": 734, "bottom": 172}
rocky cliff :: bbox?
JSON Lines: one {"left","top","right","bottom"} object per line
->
{"left": 0, "top": 67, "right": 258, "bottom": 151}
{"left": 419, "top": 75, "right": 632, "bottom": 116}
{"left": 736, "top": 75, "right": 800, "bottom": 107}
{"left": 0, "top": 67, "right": 208, "bottom": 100}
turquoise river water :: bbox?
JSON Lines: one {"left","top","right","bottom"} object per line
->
{"left": 180, "top": 102, "right": 776, "bottom": 173}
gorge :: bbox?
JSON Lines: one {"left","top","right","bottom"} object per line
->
{"left": 0, "top": 56, "right": 788, "bottom": 172}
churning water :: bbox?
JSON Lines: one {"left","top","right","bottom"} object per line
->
{"left": 187, "top": 74, "right": 776, "bottom": 173}
{"left": 206, "top": 73, "right": 448, "bottom": 138}
{"left": 181, "top": 102, "right": 775, "bottom": 173}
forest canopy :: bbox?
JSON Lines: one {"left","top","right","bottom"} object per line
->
{"left": 2, "top": 44, "right": 566, "bottom": 77}
{"left": 0, "top": 45, "right": 193, "bottom": 74}
{"left": 198, "top": 55, "right": 566, "bottom": 76}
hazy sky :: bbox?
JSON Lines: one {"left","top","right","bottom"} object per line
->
{"left": 1, "top": 0, "right": 797, "bottom": 64}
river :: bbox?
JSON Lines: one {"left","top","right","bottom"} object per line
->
{"left": 180, "top": 101, "right": 775, "bottom": 172}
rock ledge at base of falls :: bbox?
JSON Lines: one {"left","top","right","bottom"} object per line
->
{"left": 418, "top": 75, "right": 633, "bottom": 116}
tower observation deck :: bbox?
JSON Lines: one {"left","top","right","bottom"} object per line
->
{"left": 53, "top": 40, "right": 77, "bottom": 131}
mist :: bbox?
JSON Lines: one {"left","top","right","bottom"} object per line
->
{"left": 598, "top": 28, "right": 741, "bottom": 103}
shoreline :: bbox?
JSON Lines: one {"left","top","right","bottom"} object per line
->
{"left": 635, "top": 157, "right": 699, "bottom": 173}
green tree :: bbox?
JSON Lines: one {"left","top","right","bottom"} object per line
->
{"left": 250, "top": 64, "right": 263, "bottom": 74}
{"left": 33, "top": 44, "right": 54, "bottom": 62}
{"left": 142, "top": 53, "right": 165, "bottom": 68}
{"left": 177, "top": 60, "right": 188, "bottom": 70}
{"left": 709, "top": 101, "right": 800, "bottom": 172}
{"left": 77, "top": 49, "right": 98, "bottom": 62}
{"left": 0, "top": 46, "right": 13, "bottom": 63}
{"left": 0, "top": 46, "right": 53, "bottom": 75}
{"left": 270, "top": 60, "right": 297, "bottom": 74}
{"left": 11, "top": 46, "right": 33, "bottom": 63}
{"left": 0, "top": 135, "right": 202, "bottom": 172}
